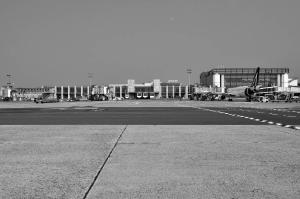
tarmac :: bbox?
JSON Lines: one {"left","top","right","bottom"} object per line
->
{"left": 0, "top": 100, "right": 300, "bottom": 198}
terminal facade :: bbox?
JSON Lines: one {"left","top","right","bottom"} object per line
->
{"left": 4, "top": 80, "right": 190, "bottom": 101}
{"left": 109, "top": 79, "right": 190, "bottom": 99}
{"left": 200, "top": 67, "right": 291, "bottom": 92}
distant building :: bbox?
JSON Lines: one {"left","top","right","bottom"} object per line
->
{"left": 0, "top": 86, "right": 12, "bottom": 98}
{"left": 14, "top": 87, "right": 54, "bottom": 101}
{"left": 200, "top": 68, "right": 290, "bottom": 92}
{"left": 53, "top": 86, "right": 91, "bottom": 100}
{"left": 109, "top": 79, "right": 189, "bottom": 99}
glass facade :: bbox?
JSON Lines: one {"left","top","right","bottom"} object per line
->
{"left": 200, "top": 68, "right": 289, "bottom": 88}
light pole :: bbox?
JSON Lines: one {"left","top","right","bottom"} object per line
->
{"left": 186, "top": 67, "right": 192, "bottom": 97}
{"left": 88, "top": 73, "right": 93, "bottom": 88}
{"left": 88, "top": 73, "right": 93, "bottom": 97}
{"left": 6, "top": 74, "right": 12, "bottom": 87}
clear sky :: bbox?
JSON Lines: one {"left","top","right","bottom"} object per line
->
{"left": 0, "top": 0, "right": 299, "bottom": 87}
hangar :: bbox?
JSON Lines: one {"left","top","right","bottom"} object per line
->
{"left": 200, "top": 67, "right": 290, "bottom": 92}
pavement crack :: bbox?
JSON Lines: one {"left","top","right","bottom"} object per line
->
{"left": 82, "top": 125, "right": 128, "bottom": 199}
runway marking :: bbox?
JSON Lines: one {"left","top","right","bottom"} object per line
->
{"left": 191, "top": 106, "right": 300, "bottom": 131}
{"left": 49, "top": 106, "right": 105, "bottom": 112}
{"left": 273, "top": 108, "right": 300, "bottom": 114}
{"left": 283, "top": 115, "right": 296, "bottom": 118}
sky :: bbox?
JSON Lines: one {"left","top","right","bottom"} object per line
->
{"left": 0, "top": 0, "right": 299, "bottom": 87}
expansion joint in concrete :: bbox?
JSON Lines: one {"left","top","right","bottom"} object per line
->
{"left": 82, "top": 125, "right": 128, "bottom": 199}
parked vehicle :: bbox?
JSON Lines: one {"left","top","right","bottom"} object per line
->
{"left": 35, "top": 97, "right": 58, "bottom": 103}
{"left": 34, "top": 92, "right": 58, "bottom": 103}
{"left": 258, "top": 96, "right": 269, "bottom": 103}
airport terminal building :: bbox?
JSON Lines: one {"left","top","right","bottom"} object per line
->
{"left": 109, "top": 79, "right": 190, "bottom": 99}
{"left": 200, "top": 67, "right": 290, "bottom": 92}
{"left": 44, "top": 80, "right": 190, "bottom": 101}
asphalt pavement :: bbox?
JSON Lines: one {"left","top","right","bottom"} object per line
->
{"left": 0, "top": 107, "right": 267, "bottom": 125}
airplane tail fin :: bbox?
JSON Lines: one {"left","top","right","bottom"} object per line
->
{"left": 251, "top": 67, "right": 260, "bottom": 88}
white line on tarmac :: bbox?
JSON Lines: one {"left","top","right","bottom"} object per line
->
{"left": 190, "top": 106, "right": 300, "bottom": 131}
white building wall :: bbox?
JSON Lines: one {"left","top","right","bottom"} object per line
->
{"left": 213, "top": 73, "right": 221, "bottom": 87}
{"left": 282, "top": 73, "right": 289, "bottom": 88}
{"left": 153, "top": 79, "right": 161, "bottom": 93}
{"left": 128, "top": 79, "right": 135, "bottom": 93}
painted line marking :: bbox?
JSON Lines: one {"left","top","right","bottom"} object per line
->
{"left": 191, "top": 106, "right": 300, "bottom": 131}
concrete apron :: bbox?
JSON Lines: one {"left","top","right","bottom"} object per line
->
{"left": 1, "top": 125, "right": 299, "bottom": 198}
{"left": 87, "top": 125, "right": 300, "bottom": 199}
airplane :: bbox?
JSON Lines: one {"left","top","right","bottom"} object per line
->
{"left": 226, "top": 67, "right": 261, "bottom": 102}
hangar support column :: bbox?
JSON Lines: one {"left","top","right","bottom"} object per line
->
{"left": 179, "top": 86, "right": 181, "bottom": 98}
{"left": 113, "top": 86, "right": 116, "bottom": 98}
{"left": 172, "top": 86, "right": 175, "bottom": 98}
{"left": 54, "top": 86, "right": 57, "bottom": 99}
{"left": 221, "top": 75, "right": 225, "bottom": 93}
{"left": 185, "top": 86, "right": 188, "bottom": 99}
{"left": 166, "top": 86, "right": 168, "bottom": 99}
{"left": 74, "top": 86, "right": 76, "bottom": 98}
